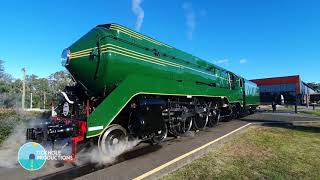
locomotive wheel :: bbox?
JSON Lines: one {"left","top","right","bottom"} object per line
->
{"left": 180, "top": 116, "right": 193, "bottom": 134}
{"left": 98, "top": 124, "right": 128, "bottom": 157}
{"left": 169, "top": 116, "right": 193, "bottom": 137}
{"left": 234, "top": 106, "right": 241, "bottom": 119}
{"left": 193, "top": 113, "right": 208, "bottom": 130}
{"left": 150, "top": 124, "right": 168, "bottom": 145}
{"left": 207, "top": 109, "right": 221, "bottom": 127}
{"left": 223, "top": 106, "right": 233, "bottom": 122}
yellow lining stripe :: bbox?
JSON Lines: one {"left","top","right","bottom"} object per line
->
{"left": 111, "top": 24, "right": 152, "bottom": 40}
{"left": 71, "top": 44, "right": 109, "bottom": 57}
{"left": 70, "top": 53, "right": 91, "bottom": 59}
{"left": 110, "top": 28, "right": 142, "bottom": 39}
{"left": 70, "top": 44, "right": 180, "bottom": 68}
{"left": 71, "top": 51, "right": 217, "bottom": 78}
{"left": 110, "top": 24, "right": 172, "bottom": 48}
{"left": 71, "top": 49, "right": 93, "bottom": 57}
{"left": 69, "top": 44, "right": 229, "bottom": 80}
{"left": 103, "top": 48, "right": 180, "bottom": 68}
{"left": 104, "top": 50, "right": 166, "bottom": 67}
{"left": 71, "top": 48, "right": 94, "bottom": 55}
{"left": 110, "top": 27, "right": 143, "bottom": 40}
{"left": 103, "top": 44, "right": 182, "bottom": 68}
{"left": 111, "top": 25, "right": 161, "bottom": 44}
{"left": 105, "top": 43, "right": 221, "bottom": 79}
{"left": 113, "top": 24, "right": 172, "bottom": 48}
{"left": 132, "top": 123, "right": 252, "bottom": 180}
{"left": 70, "top": 49, "right": 171, "bottom": 67}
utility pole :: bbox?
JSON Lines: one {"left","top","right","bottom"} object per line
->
{"left": 43, "top": 92, "right": 46, "bottom": 109}
{"left": 22, "top": 67, "right": 26, "bottom": 110}
{"left": 30, "top": 93, "right": 33, "bottom": 109}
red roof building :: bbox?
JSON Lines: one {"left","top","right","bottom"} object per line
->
{"left": 251, "top": 75, "right": 316, "bottom": 105}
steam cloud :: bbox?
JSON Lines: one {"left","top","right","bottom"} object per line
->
{"left": 182, "top": 131, "right": 195, "bottom": 137}
{"left": 182, "top": 2, "right": 196, "bottom": 40}
{"left": 76, "top": 139, "right": 141, "bottom": 166}
{"left": 132, "top": 0, "right": 145, "bottom": 32}
{"left": 0, "top": 112, "right": 49, "bottom": 168}
{"left": 0, "top": 123, "right": 27, "bottom": 168}
{"left": 239, "top": 59, "right": 248, "bottom": 64}
{"left": 214, "top": 59, "right": 229, "bottom": 65}
{"left": 0, "top": 108, "right": 140, "bottom": 169}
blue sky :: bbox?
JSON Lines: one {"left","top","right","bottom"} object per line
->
{"left": 0, "top": 0, "right": 319, "bottom": 82}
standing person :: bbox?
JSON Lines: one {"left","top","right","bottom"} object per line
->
{"left": 272, "top": 101, "right": 277, "bottom": 112}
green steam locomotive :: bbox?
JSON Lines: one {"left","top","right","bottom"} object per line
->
{"left": 27, "top": 23, "right": 259, "bottom": 160}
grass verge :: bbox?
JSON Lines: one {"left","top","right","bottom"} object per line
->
{"left": 300, "top": 110, "right": 320, "bottom": 117}
{"left": 164, "top": 125, "right": 320, "bottom": 179}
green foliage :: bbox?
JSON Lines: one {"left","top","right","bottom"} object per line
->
{"left": 0, "top": 109, "right": 19, "bottom": 144}
{"left": 0, "top": 81, "right": 11, "bottom": 93}
{"left": 0, "top": 60, "right": 4, "bottom": 79}
{"left": 301, "top": 110, "right": 320, "bottom": 117}
{"left": 307, "top": 82, "right": 320, "bottom": 92}
{"left": 0, "top": 59, "right": 74, "bottom": 108}
{"left": 0, "top": 109, "right": 48, "bottom": 144}
{"left": 21, "top": 70, "right": 74, "bottom": 108}
{"left": 49, "top": 70, "right": 74, "bottom": 92}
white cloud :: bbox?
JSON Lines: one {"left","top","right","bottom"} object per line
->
{"left": 239, "top": 59, "right": 247, "bottom": 64}
{"left": 182, "top": 2, "right": 196, "bottom": 40}
{"left": 214, "top": 59, "right": 229, "bottom": 65}
{"left": 131, "top": 0, "right": 145, "bottom": 32}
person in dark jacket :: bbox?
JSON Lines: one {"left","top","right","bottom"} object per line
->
{"left": 272, "top": 101, "right": 277, "bottom": 112}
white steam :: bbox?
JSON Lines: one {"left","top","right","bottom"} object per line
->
{"left": 182, "top": 131, "right": 195, "bottom": 137}
{"left": 131, "top": 0, "right": 145, "bottom": 32}
{"left": 75, "top": 138, "right": 140, "bottom": 166}
{"left": 214, "top": 59, "right": 229, "bottom": 65}
{"left": 0, "top": 114, "right": 49, "bottom": 169}
{"left": 0, "top": 123, "right": 27, "bottom": 168}
{"left": 182, "top": 2, "right": 196, "bottom": 40}
{"left": 0, "top": 109, "right": 140, "bottom": 168}
{"left": 239, "top": 58, "right": 248, "bottom": 64}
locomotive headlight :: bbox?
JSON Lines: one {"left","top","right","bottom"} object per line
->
{"left": 61, "top": 48, "right": 70, "bottom": 66}
{"left": 63, "top": 102, "right": 69, "bottom": 116}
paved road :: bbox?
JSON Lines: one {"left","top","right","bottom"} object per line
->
{"left": 0, "top": 112, "right": 319, "bottom": 180}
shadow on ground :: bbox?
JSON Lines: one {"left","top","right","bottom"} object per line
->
{"left": 38, "top": 144, "right": 162, "bottom": 180}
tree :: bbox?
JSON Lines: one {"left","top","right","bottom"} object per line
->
{"left": 0, "top": 60, "right": 13, "bottom": 93}
{"left": 0, "top": 60, "right": 4, "bottom": 79}
{"left": 0, "top": 66, "right": 75, "bottom": 108}
{"left": 307, "top": 82, "right": 320, "bottom": 92}
{"left": 0, "top": 60, "right": 20, "bottom": 108}
{"left": 48, "top": 70, "right": 74, "bottom": 92}
{"left": 0, "top": 60, "right": 13, "bottom": 82}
